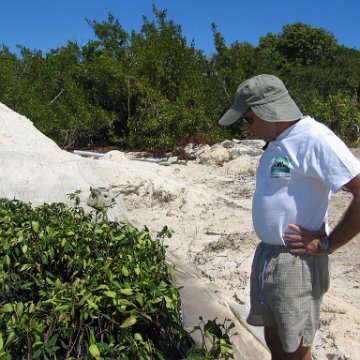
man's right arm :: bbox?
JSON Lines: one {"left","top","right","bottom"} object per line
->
{"left": 283, "top": 174, "right": 360, "bottom": 255}
{"left": 327, "top": 173, "right": 360, "bottom": 254}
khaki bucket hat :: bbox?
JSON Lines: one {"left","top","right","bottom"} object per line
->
{"left": 218, "top": 74, "right": 302, "bottom": 126}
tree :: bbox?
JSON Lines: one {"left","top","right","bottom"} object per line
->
{"left": 2, "top": 15, "right": 360, "bottom": 150}
{"left": 0, "top": 46, "right": 20, "bottom": 105}
{"left": 259, "top": 22, "right": 338, "bottom": 65}
{"left": 308, "top": 91, "right": 360, "bottom": 145}
{"left": 115, "top": 6, "right": 217, "bottom": 150}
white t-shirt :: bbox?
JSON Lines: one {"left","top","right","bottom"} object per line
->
{"left": 252, "top": 116, "right": 360, "bottom": 245}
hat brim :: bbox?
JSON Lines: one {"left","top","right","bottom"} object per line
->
{"left": 218, "top": 108, "right": 242, "bottom": 126}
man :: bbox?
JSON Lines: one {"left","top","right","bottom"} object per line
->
{"left": 218, "top": 74, "right": 360, "bottom": 360}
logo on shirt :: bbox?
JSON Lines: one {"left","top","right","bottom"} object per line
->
{"left": 271, "top": 156, "right": 290, "bottom": 178}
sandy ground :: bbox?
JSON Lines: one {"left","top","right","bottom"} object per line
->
{"left": 116, "top": 145, "right": 360, "bottom": 360}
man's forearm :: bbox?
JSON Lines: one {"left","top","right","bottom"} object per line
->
{"left": 328, "top": 185, "right": 360, "bottom": 254}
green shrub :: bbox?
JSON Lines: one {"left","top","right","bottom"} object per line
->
{"left": 308, "top": 91, "right": 360, "bottom": 146}
{"left": 0, "top": 197, "right": 236, "bottom": 359}
{"left": 0, "top": 198, "right": 186, "bottom": 359}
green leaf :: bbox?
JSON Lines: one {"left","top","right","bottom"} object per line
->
{"left": 19, "top": 264, "right": 31, "bottom": 272}
{"left": 93, "top": 284, "right": 107, "bottom": 290}
{"left": 0, "top": 333, "right": 3, "bottom": 351}
{"left": 134, "top": 266, "right": 141, "bottom": 275}
{"left": 89, "top": 343, "right": 100, "bottom": 358}
{"left": 120, "top": 288, "right": 133, "bottom": 296}
{"left": 134, "top": 332, "right": 143, "bottom": 341}
{"left": 54, "top": 278, "right": 62, "bottom": 289}
{"left": 3, "top": 239, "right": 9, "bottom": 250}
{"left": 32, "top": 221, "right": 40, "bottom": 233}
{"left": 135, "top": 293, "right": 144, "bottom": 306}
{"left": 1, "top": 304, "right": 13, "bottom": 313}
{"left": 41, "top": 254, "right": 49, "bottom": 265}
{"left": 16, "top": 302, "right": 24, "bottom": 317}
{"left": 4, "top": 255, "right": 10, "bottom": 266}
{"left": 28, "top": 302, "right": 36, "bottom": 313}
{"left": 4, "top": 331, "right": 15, "bottom": 347}
{"left": 54, "top": 304, "right": 70, "bottom": 312}
{"left": 21, "top": 244, "right": 28, "bottom": 254}
{"left": 104, "top": 291, "right": 117, "bottom": 298}
{"left": 120, "top": 316, "right": 137, "bottom": 328}
{"left": 46, "top": 334, "right": 58, "bottom": 347}
{"left": 220, "top": 344, "right": 228, "bottom": 355}
{"left": 86, "top": 299, "right": 99, "bottom": 310}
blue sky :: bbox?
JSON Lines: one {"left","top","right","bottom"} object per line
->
{"left": 1, "top": 0, "right": 359, "bottom": 56}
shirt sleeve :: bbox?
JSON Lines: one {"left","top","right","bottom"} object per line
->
{"left": 306, "top": 132, "right": 360, "bottom": 193}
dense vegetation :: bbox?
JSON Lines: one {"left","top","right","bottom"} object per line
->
{"left": 0, "top": 197, "right": 235, "bottom": 359}
{"left": 1, "top": 6, "right": 360, "bottom": 151}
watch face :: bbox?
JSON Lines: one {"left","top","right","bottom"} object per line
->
{"left": 320, "top": 237, "right": 329, "bottom": 251}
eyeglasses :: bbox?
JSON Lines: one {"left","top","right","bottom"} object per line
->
{"left": 241, "top": 114, "right": 255, "bottom": 125}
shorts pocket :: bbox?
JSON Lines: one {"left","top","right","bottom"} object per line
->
{"left": 311, "top": 255, "right": 330, "bottom": 298}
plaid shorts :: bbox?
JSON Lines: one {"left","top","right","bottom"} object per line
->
{"left": 246, "top": 242, "right": 330, "bottom": 353}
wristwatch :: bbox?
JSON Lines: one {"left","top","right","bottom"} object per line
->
{"left": 319, "top": 236, "right": 330, "bottom": 252}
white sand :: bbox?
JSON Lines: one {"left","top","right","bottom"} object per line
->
{"left": 1, "top": 101, "right": 359, "bottom": 359}
{"left": 120, "top": 154, "right": 360, "bottom": 360}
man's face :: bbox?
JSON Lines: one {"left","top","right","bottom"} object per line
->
{"left": 242, "top": 109, "right": 277, "bottom": 142}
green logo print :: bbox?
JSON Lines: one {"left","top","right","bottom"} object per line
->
{"left": 271, "top": 156, "right": 290, "bottom": 177}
